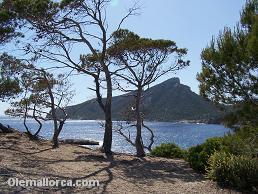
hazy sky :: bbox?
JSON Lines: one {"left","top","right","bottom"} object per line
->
{"left": 0, "top": 0, "right": 246, "bottom": 115}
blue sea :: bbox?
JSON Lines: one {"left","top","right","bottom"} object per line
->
{"left": 0, "top": 116, "right": 231, "bottom": 154}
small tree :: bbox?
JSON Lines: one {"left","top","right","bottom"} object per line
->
{"left": 108, "top": 29, "right": 189, "bottom": 157}
{"left": 6, "top": 65, "right": 73, "bottom": 147}
{"left": 197, "top": 0, "right": 258, "bottom": 127}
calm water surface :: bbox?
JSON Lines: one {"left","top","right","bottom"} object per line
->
{"left": 0, "top": 117, "right": 231, "bottom": 154}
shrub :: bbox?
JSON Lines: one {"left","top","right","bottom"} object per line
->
{"left": 207, "top": 151, "right": 258, "bottom": 190}
{"left": 222, "top": 126, "right": 258, "bottom": 157}
{"left": 187, "top": 137, "right": 224, "bottom": 172}
{"left": 150, "top": 143, "right": 187, "bottom": 159}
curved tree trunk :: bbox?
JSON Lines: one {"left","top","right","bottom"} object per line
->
{"left": 32, "top": 104, "right": 42, "bottom": 137}
{"left": 23, "top": 102, "right": 33, "bottom": 137}
{"left": 52, "top": 120, "right": 65, "bottom": 148}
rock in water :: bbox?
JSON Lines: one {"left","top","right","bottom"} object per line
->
{"left": 61, "top": 139, "right": 99, "bottom": 145}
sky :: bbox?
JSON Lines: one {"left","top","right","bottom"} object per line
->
{"left": 0, "top": 0, "right": 246, "bottom": 115}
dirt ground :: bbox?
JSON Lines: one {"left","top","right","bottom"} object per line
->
{"left": 0, "top": 132, "right": 241, "bottom": 194}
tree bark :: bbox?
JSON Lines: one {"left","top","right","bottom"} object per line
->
{"left": 52, "top": 132, "right": 59, "bottom": 148}
{"left": 102, "top": 67, "right": 113, "bottom": 155}
{"left": 52, "top": 120, "right": 65, "bottom": 148}
{"left": 42, "top": 71, "right": 59, "bottom": 149}
{"left": 102, "top": 111, "right": 113, "bottom": 154}
{"left": 51, "top": 117, "right": 59, "bottom": 148}
{"left": 135, "top": 87, "right": 145, "bottom": 157}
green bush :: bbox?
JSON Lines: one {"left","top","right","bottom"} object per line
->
{"left": 222, "top": 126, "right": 258, "bottom": 157}
{"left": 150, "top": 143, "right": 187, "bottom": 159}
{"left": 187, "top": 137, "right": 224, "bottom": 172}
{"left": 207, "top": 151, "right": 258, "bottom": 190}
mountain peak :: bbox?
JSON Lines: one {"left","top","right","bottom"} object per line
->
{"left": 65, "top": 78, "right": 222, "bottom": 121}
{"left": 163, "top": 77, "right": 180, "bottom": 85}
{"left": 150, "top": 77, "right": 181, "bottom": 91}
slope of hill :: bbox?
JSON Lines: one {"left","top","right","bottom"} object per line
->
{"left": 65, "top": 78, "right": 223, "bottom": 122}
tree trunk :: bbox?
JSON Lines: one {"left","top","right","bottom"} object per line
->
{"left": 43, "top": 70, "right": 59, "bottom": 148}
{"left": 52, "top": 120, "right": 65, "bottom": 148}
{"left": 135, "top": 87, "right": 145, "bottom": 157}
{"left": 102, "top": 67, "right": 113, "bottom": 155}
{"left": 33, "top": 105, "right": 42, "bottom": 137}
{"left": 102, "top": 111, "right": 113, "bottom": 154}
{"left": 52, "top": 132, "right": 59, "bottom": 148}
{"left": 135, "top": 123, "right": 145, "bottom": 157}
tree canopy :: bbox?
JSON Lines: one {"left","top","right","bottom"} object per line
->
{"left": 0, "top": 0, "right": 22, "bottom": 44}
{"left": 197, "top": 0, "right": 258, "bottom": 126}
{"left": 108, "top": 29, "right": 189, "bottom": 88}
{"left": 0, "top": 54, "right": 23, "bottom": 101}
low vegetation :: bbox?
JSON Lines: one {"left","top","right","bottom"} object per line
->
{"left": 151, "top": 125, "right": 258, "bottom": 190}
{"left": 187, "top": 137, "right": 224, "bottom": 172}
{"left": 150, "top": 143, "right": 187, "bottom": 159}
{"left": 207, "top": 152, "right": 258, "bottom": 190}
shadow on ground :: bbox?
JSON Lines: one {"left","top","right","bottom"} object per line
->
{"left": 0, "top": 132, "right": 238, "bottom": 194}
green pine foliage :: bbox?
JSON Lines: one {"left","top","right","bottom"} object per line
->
{"left": 0, "top": 54, "right": 23, "bottom": 100}
{"left": 196, "top": 1, "right": 258, "bottom": 189}
{"left": 197, "top": 0, "right": 258, "bottom": 127}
